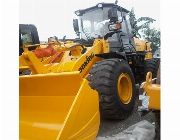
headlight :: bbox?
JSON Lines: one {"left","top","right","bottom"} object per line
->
{"left": 75, "top": 11, "right": 80, "bottom": 16}
{"left": 97, "top": 3, "right": 103, "bottom": 8}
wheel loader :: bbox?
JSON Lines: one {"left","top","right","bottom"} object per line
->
{"left": 139, "top": 68, "right": 160, "bottom": 111}
{"left": 19, "top": 2, "right": 159, "bottom": 140}
{"left": 139, "top": 66, "right": 160, "bottom": 139}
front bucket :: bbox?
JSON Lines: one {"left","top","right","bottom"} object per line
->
{"left": 20, "top": 72, "right": 100, "bottom": 140}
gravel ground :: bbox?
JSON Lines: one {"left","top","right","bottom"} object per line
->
{"left": 97, "top": 86, "right": 160, "bottom": 140}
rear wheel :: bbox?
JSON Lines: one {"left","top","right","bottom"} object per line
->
{"left": 87, "top": 59, "right": 136, "bottom": 120}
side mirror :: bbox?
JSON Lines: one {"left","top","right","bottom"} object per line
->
{"left": 108, "top": 22, "right": 121, "bottom": 31}
{"left": 73, "top": 19, "right": 79, "bottom": 34}
{"left": 108, "top": 7, "right": 118, "bottom": 22}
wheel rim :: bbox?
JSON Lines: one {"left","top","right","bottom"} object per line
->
{"left": 117, "top": 73, "right": 132, "bottom": 104}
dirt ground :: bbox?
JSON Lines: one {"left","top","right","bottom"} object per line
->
{"left": 96, "top": 86, "right": 160, "bottom": 140}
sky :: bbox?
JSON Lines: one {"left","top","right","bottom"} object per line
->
{"left": 20, "top": 0, "right": 160, "bottom": 41}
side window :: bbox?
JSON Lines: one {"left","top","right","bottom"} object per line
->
{"left": 121, "top": 19, "right": 127, "bottom": 33}
{"left": 82, "top": 20, "right": 91, "bottom": 33}
{"left": 125, "top": 15, "right": 132, "bottom": 34}
{"left": 116, "top": 11, "right": 128, "bottom": 33}
{"left": 21, "top": 30, "right": 33, "bottom": 45}
{"left": 120, "top": 13, "right": 132, "bottom": 36}
{"left": 117, "top": 11, "right": 123, "bottom": 22}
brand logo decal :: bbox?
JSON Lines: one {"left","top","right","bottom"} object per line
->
{"left": 78, "top": 53, "right": 94, "bottom": 73}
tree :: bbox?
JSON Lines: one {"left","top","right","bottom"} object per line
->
{"left": 142, "top": 28, "right": 160, "bottom": 53}
{"left": 129, "top": 8, "right": 160, "bottom": 53}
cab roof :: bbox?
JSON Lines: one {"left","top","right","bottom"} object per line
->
{"left": 75, "top": 3, "right": 129, "bottom": 16}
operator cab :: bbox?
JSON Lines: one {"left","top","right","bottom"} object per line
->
{"left": 19, "top": 24, "right": 40, "bottom": 55}
{"left": 73, "top": 3, "right": 135, "bottom": 53}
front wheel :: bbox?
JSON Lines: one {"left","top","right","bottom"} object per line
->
{"left": 87, "top": 59, "right": 136, "bottom": 120}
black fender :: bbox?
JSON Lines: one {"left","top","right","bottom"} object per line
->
{"left": 95, "top": 52, "right": 127, "bottom": 60}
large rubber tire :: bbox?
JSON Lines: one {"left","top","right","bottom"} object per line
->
{"left": 87, "top": 59, "right": 136, "bottom": 120}
{"left": 145, "top": 58, "right": 159, "bottom": 79}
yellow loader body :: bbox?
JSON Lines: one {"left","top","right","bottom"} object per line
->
{"left": 19, "top": 39, "right": 108, "bottom": 140}
{"left": 19, "top": 35, "right": 155, "bottom": 139}
{"left": 141, "top": 72, "right": 160, "bottom": 110}
{"left": 134, "top": 37, "right": 153, "bottom": 60}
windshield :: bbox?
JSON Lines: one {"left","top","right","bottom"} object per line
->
{"left": 79, "top": 7, "right": 122, "bottom": 40}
